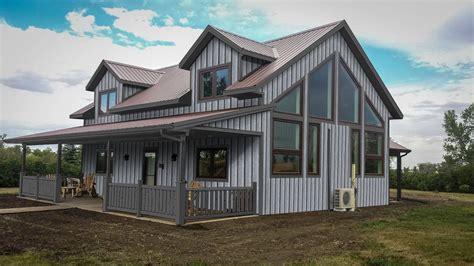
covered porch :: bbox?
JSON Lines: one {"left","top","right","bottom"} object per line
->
{"left": 6, "top": 107, "right": 267, "bottom": 225}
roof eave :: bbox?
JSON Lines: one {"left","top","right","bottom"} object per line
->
{"left": 109, "top": 91, "right": 192, "bottom": 114}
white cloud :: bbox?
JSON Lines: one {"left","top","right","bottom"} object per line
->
{"left": 65, "top": 9, "right": 110, "bottom": 36}
{"left": 103, "top": 7, "right": 201, "bottom": 48}
{"left": 179, "top": 17, "right": 189, "bottom": 25}
{"left": 209, "top": 3, "right": 231, "bottom": 18}
{"left": 163, "top": 15, "right": 174, "bottom": 26}
{"left": 0, "top": 20, "right": 201, "bottom": 137}
{"left": 389, "top": 78, "right": 473, "bottom": 167}
{"left": 239, "top": 0, "right": 473, "bottom": 69}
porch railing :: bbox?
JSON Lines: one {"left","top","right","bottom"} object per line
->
{"left": 20, "top": 175, "right": 56, "bottom": 201}
{"left": 185, "top": 182, "right": 257, "bottom": 220}
{"left": 107, "top": 182, "right": 175, "bottom": 219}
{"left": 105, "top": 181, "right": 257, "bottom": 223}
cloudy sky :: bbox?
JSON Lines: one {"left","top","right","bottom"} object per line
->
{"left": 0, "top": 0, "right": 472, "bottom": 167}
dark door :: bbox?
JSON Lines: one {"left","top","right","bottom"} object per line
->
{"left": 143, "top": 151, "right": 157, "bottom": 186}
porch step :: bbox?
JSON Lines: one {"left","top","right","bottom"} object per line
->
{"left": 0, "top": 205, "right": 73, "bottom": 215}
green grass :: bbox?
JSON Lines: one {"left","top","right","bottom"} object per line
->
{"left": 0, "top": 187, "right": 18, "bottom": 195}
{"left": 396, "top": 189, "right": 474, "bottom": 203}
{"left": 0, "top": 251, "right": 131, "bottom": 265}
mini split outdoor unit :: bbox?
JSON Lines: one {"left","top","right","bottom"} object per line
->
{"left": 334, "top": 188, "right": 355, "bottom": 211}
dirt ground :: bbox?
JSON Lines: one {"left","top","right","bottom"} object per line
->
{"left": 0, "top": 191, "right": 472, "bottom": 264}
{"left": 0, "top": 194, "right": 51, "bottom": 209}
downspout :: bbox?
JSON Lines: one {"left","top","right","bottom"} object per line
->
{"left": 159, "top": 128, "right": 187, "bottom": 226}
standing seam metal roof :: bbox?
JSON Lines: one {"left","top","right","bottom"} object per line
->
{"left": 104, "top": 60, "right": 164, "bottom": 86}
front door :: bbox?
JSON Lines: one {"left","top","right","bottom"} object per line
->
{"left": 143, "top": 151, "right": 157, "bottom": 186}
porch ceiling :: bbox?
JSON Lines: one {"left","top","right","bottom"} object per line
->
{"left": 5, "top": 105, "right": 270, "bottom": 145}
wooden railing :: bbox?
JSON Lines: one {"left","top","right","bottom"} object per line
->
{"left": 186, "top": 182, "right": 257, "bottom": 220}
{"left": 106, "top": 182, "right": 175, "bottom": 219}
{"left": 20, "top": 175, "right": 56, "bottom": 201}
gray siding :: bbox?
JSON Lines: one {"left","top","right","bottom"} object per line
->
{"left": 240, "top": 55, "right": 266, "bottom": 80}
{"left": 122, "top": 84, "right": 145, "bottom": 100}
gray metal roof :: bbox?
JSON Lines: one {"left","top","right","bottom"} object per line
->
{"left": 85, "top": 60, "right": 163, "bottom": 91}
{"left": 390, "top": 140, "right": 411, "bottom": 153}
{"left": 5, "top": 106, "right": 271, "bottom": 145}
{"left": 110, "top": 65, "right": 190, "bottom": 113}
{"left": 70, "top": 102, "right": 94, "bottom": 119}
{"left": 210, "top": 26, "right": 277, "bottom": 60}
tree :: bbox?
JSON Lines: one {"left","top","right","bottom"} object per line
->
{"left": 62, "top": 144, "right": 80, "bottom": 164}
{"left": 0, "top": 134, "right": 6, "bottom": 149}
{"left": 442, "top": 103, "right": 474, "bottom": 166}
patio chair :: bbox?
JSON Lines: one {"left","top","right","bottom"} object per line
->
{"left": 76, "top": 175, "right": 98, "bottom": 197}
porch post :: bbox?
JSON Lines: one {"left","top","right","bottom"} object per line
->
{"left": 102, "top": 140, "right": 110, "bottom": 212}
{"left": 396, "top": 154, "right": 402, "bottom": 201}
{"left": 175, "top": 136, "right": 187, "bottom": 226}
{"left": 54, "top": 143, "right": 62, "bottom": 203}
{"left": 19, "top": 143, "right": 27, "bottom": 196}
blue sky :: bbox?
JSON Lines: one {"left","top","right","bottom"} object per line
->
{"left": 0, "top": 0, "right": 472, "bottom": 166}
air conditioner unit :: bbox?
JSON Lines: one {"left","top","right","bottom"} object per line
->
{"left": 334, "top": 188, "right": 355, "bottom": 211}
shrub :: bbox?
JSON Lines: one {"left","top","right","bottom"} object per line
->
{"left": 459, "top": 184, "right": 470, "bottom": 193}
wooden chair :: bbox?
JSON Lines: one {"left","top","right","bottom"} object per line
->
{"left": 77, "top": 175, "right": 97, "bottom": 197}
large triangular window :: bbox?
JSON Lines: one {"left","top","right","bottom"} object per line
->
{"left": 338, "top": 63, "right": 360, "bottom": 123}
{"left": 308, "top": 60, "right": 333, "bottom": 119}
{"left": 275, "top": 84, "right": 301, "bottom": 115}
{"left": 365, "top": 100, "right": 383, "bottom": 127}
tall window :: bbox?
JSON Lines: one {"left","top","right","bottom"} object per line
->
{"left": 99, "top": 90, "right": 117, "bottom": 114}
{"left": 199, "top": 65, "right": 230, "bottom": 99}
{"left": 338, "top": 63, "right": 360, "bottom": 123}
{"left": 351, "top": 129, "right": 360, "bottom": 175}
{"left": 273, "top": 121, "right": 301, "bottom": 174}
{"left": 365, "top": 100, "right": 383, "bottom": 127}
{"left": 307, "top": 124, "right": 320, "bottom": 175}
{"left": 365, "top": 131, "right": 384, "bottom": 175}
{"left": 196, "top": 148, "right": 228, "bottom": 179}
{"left": 308, "top": 59, "right": 333, "bottom": 119}
{"left": 96, "top": 150, "right": 114, "bottom": 174}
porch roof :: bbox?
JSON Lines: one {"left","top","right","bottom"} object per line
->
{"left": 5, "top": 106, "right": 270, "bottom": 145}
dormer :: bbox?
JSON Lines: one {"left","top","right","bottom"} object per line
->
{"left": 179, "top": 25, "right": 278, "bottom": 102}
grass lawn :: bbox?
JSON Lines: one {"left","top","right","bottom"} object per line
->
{"left": 0, "top": 189, "right": 472, "bottom": 265}
{"left": 0, "top": 187, "right": 18, "bottom": 195}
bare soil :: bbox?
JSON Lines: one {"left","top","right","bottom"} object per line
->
{"left": 0, "top": 195, "right": 51, "bottom": 209}
{"left": 0, "top": 194, "right": 430, "bottom": 264}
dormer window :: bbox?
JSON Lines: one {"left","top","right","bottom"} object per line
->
{"left": 99, "top": 89, "right": 117, "bottom": 114}
{"left": 199, "top": 64, "right": 231, "bottom": 99}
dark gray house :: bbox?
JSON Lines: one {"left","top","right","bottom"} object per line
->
{"left": 6, "top": 20, "right": 403, "bottom": 225}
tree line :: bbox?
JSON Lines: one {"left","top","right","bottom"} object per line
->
{"left": 390, "top": 104, "right": 473, "bottom": 193}
{"left": 0, "top": 140, "right": 81, "bottom": 187}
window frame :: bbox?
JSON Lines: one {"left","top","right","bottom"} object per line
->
{"left": 198, "top": 63, "right": 232, "bottom": 100}
{"left": 98, "top": 88, "right": 117, "bottom": 115}
{"left": 338, "top": 58, "right": 362, "bottom": 126}
{"left": 271, "top": 118, "right": 303, "bottom": 176}
{"left": 142, "top": 149, "right": 158, "bottom": 186}
{"left": 350, "top": 128, "right": 361, "bottom": 176}
{"left": 307, "top": 123, "right": 321, "bottom": 176}
{"left": 195, "top": 147, "right": 229, "bottom": 181}
{"left": 95, "top": 149, "right": 114, "bottom": 174}
{"left": 364, "top": 96, "right": 384, "bottom": 129}
{"left": 307, "top": 54, "right": 336, "bottom": 122}
{"left": 364, "top": 131, "right": 384, "bottom": 176}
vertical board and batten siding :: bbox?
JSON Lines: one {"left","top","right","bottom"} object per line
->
{"left": 122, "top": 84, "right": 145, "bottom": 100}
{"left": 94, "top": 71, "right": 122, "bottom": 124}
{"left": 86, "top": 37, "right": 262, "bottom": 126}
{"left": 258, "top": 31, "right": 390, "bottom": 214}
{"left": 240, "top": 55, "right": 266, "bottom": 80}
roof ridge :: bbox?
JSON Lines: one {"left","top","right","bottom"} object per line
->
{"left": 263, "top": 20, "right": 343, "bottom": 44}
{"left": 103, "top": 59, "right": 164, "bottom": 74}
{"left": 210, "top": 25, "right": 274, "bottom": 48}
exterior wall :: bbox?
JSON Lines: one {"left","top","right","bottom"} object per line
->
{"left": 122, "top": 84, "right": 145, "bottom": 100}
{"left": 240, "top": 55, "right": 266, "bottom": 80}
